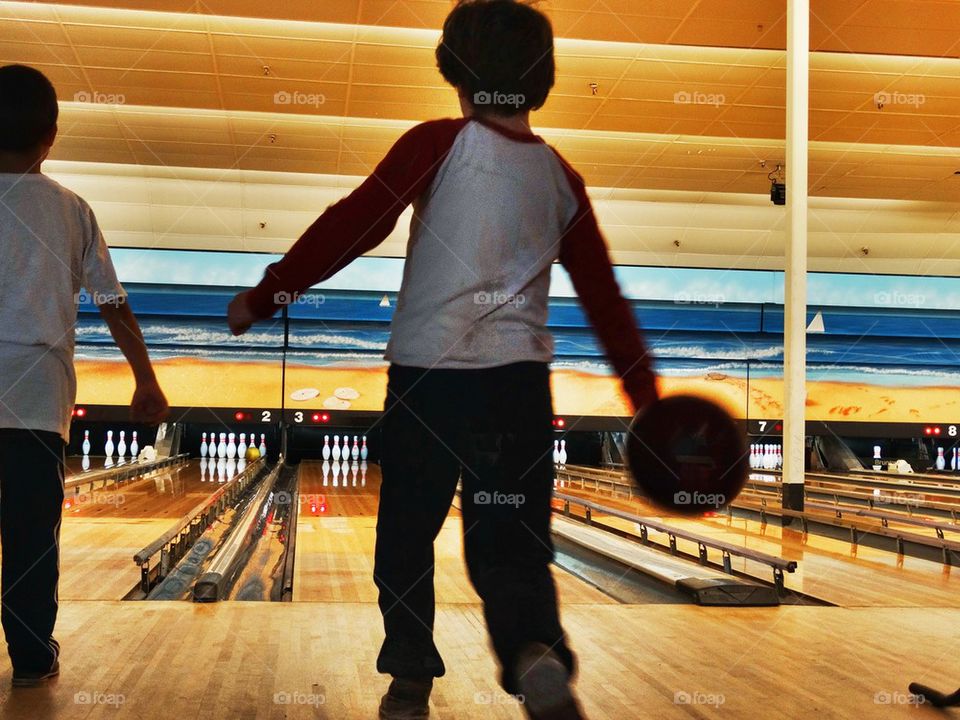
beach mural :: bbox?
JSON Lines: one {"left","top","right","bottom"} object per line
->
{"left": 75, "top": 249, "right": 960, "bottom": 423}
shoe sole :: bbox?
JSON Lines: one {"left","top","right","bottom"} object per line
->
{"left": 519, "top": 660, "right": 583, "bottom": 720}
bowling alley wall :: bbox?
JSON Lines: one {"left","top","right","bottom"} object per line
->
{"left": 74, "top": 250, "right": 960, "bottom": 424}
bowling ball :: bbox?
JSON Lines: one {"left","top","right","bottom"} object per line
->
{"left": 626, "top": 395, "right": 748, "bottom": 516}
{"left": 245, "top": 447, "right": 261, "bottom": 461}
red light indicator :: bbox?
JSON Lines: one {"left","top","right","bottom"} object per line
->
{"left": 312, "top": 413, "right": 321, "bottom": 422}
{"left": 321, "top": 413, "right": 330, "bottom": 422}
{"left": 555, "top": 418, "right": 566, "bottom": 428}
{"left": 925, "top": 427, "right": 933, "bottom": 435}
{"left": 234, "top": 411, "right": 246, "bottom": 421}
{"left": 74, "top": 407, "right": 86, "bottom": 418}
{"left": 935, "top": 427, "right": 942, "bottom": 435}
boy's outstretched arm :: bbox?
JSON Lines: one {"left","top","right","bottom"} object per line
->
{"left": 98, "top": 301, "right": 169, "bottom": 423}
{"left": 228, "top": 119, "right": 467, "bottom": 336}
{"left": 558, "top": 186, "right": 658, "bottom": 416}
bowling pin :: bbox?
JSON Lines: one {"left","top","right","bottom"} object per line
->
{"left": 200, "top": 457, "right": 208, "bottom": 481}
{"left": 322, "top": 435, "right": 331, "bottom": 461}
{"left": 117, "top": 431, "right": 127, "bottom": 460}
{"left": 873, "top": 445, "right": 882, "bottom": 471}
{"left": 218, "top": 433, "right": 227, "bottom": 459}
{"left": 776, "top": 445, "right": 783, "bottom": 470}
{"left": 558, "top": 439, "right": 567, "bottom": 467}
{"left": 360, "top": 460, "right": 367, "bottom": 486}
{"left": 227, "top": 433, "right": 237, "bottom": 459}
{"left": 351, "top": 435, "right": 360, "bottom": 461}
{"left": 936, "top": 447, "right": 946, "bottom": 471}
{"left": 200, "top": 432, "right": 208, "bottom": 458}
{"left": 227, "top": 458, "right": 237, "bottom": 480}
{"left": 332, "top": 436, "right": 341, "bottom": 461}
{"left": 360, "top": 435, "right": 368, "bottom": 461}
{"left": 130, "top": 431, "right": 139, "bottom": 459}
{"left": 217, "top": 458, "right": 226, "bottom": 482}
{"left": 322, "top": 460, "right": 330, "bottom": 485}
{"left": 82, "top": 455, "right": 91, "bottom": 472}
{"left": 82, "top": 430, "right": 91, "bottom": 456}
{"left": 552, "top": 440, "right": 560, "bottom": 465}
{"left": 259, "top": 434, "right": 267, "bottom": 457}
{"left": 238, "top": 458, "right": 246, "bottom": 473}
{"left": 238, "top": 433, "right": 247, "bottom": 457}
{"left": 952, "top": 448, "right": 959, "bottom": 472}
{"left": 104, "top": 430, "right": 115, "bottom": 458}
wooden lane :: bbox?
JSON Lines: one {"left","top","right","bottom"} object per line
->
{"left": 0, "top": 600, "right": 956, "bottom": 718}
{"left": 57, "top": 461, "right": 222, "bottom": 600}
{"left": 557, "top": 485, "right": 960, "bottom": 608}
{"left": 293, "top": 461, "right": 614, "bottom": 605}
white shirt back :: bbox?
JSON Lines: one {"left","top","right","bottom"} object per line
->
{"left": 0, "top": 173, "right": 124, "bottom": 440}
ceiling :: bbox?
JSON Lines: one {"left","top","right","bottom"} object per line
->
{"left": 2, "top": 1, "right": 958, "bottom": 270}
{"left": 28, "top": 0, "right": 960, "bottom": 57}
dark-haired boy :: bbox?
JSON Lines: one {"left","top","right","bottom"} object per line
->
{"left": 228, "top": 1, "right": 656, "bottom": 718}
{"left": 0, "top": 64, "right": 169, "bottom": 686}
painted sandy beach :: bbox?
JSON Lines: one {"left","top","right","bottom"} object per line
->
{"left": 75, "top": 358, "right": 960, "bottom": 423}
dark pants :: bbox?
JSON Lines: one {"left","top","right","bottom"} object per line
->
{"left": 0, "top": 429, "right": 64, "bottom": 672}
{"left": 374, "top": 362, "right": 574, "bottom": 694}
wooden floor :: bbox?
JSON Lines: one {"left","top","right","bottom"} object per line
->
{"left": 58, "top": 461, "right": 217, "bottom": 599}
{"left": 294, "top": 462, "right": 614, "bottom": 604}
{"left": 0, "top": 601, "right": 956, "bottom": 719}
{"left": 558, "top": 484, "right": 960, "bottom": 608}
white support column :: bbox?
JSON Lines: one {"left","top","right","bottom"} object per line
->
{"left": 783, "top": 0, "right": 809, "bottom": 515}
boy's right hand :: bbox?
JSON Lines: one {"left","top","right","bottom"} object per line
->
{"left": 131, "top": 379, "right": 169, "bottom": 424}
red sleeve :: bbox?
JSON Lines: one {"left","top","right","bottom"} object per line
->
{"left": 555, "top": 159, "right": 658, "bottom": 414}
{"left": 246, "top": 118, "right": 469, "bottom": 319}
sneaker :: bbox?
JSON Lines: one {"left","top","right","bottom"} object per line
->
{"left": 515, "top": 643, "right": 585, "bottom": 720}
{"left": 11, "top": 638, "right": 60, "bottom": 688}
{"left": 12, "top": 659, "right": 60, "bottom": 688}
{"left": 379, "top": 676, "right": 432, "bottom": 719}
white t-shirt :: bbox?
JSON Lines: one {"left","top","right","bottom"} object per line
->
{"left": 0, "top": 173, "right": 125, "bottom": 440}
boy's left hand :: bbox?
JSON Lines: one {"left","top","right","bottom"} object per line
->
{"left": 228, "top": 291, "right": 257, "bottom": 336}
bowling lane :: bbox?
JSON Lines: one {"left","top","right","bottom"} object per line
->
{"left": 293, "top": 461, "right": 615, "bottom": 604}
{"left": 57, "top": 460, "right": 223, "bottom": 600}
{"left": 557, "top": 482, "right": 960, "bottom": 608}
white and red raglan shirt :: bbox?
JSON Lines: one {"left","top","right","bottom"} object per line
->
{"left": 246, "top": 116, "right": 656, "bottom": 410}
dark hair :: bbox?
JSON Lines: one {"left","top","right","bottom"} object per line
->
{"left": 436, "top": 0, "right": 555, "bottom": 116}
{"left": 0, "top": 65, "right": 59, "bottom": 152}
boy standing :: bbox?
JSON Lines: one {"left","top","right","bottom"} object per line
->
{"left": 228, "top": 1, "right": 656, "bottom": 718}
{"left": 0, "top": 65, "right": 168, "bottom": 686}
